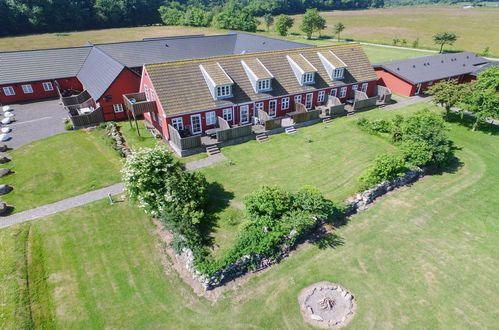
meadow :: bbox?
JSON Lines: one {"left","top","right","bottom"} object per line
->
{"left": 1, "top": 103, "right": 497, "bottom": 329}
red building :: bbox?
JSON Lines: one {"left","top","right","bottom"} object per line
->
{"left": 374, "top": 52, "right": 491, "bottom": 96}
{"left": 139, "top": 43, "right": 378, "bottom": 142}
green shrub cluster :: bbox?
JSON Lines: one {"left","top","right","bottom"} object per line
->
{"left": 358, "top": 109, "right": 453, "bottom": 189}
{"left": 196, "top": 186, "right": 338, "bottom": 275}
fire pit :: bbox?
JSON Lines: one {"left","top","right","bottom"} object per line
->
{"left": 298, "top": 281, "right": 356, "bottom": 328}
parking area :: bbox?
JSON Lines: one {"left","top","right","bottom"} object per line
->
{"left": 2, "top": 98, "right": 68, "bottom": 149}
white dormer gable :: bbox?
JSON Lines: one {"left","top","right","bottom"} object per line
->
{"left": 241, "top": 58, "right": 274, "bottom": 93}
{"left": 318, "top": 50, "right": 347, "bottom": 81}
{"left": 287, "top": 54, "right": 318, "bottom": 86}
{"left": 199, "top": 62, "right": 234, "bottom": 100}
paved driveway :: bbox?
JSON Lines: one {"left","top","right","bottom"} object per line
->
{"left": 2, "top": 98, "right": 68, "bottom": 149}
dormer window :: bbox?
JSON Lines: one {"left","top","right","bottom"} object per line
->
{"left": 303, "top": 72, "right": 315, "bottom": 84}
{"left": 333, "top": 68, "right": 344, "bottom": 80}
{"left": 216, "top": 85, "right": 232, "bottom": 98}
{"left": 257, "top": 79, "right": 271, "bottom": 92}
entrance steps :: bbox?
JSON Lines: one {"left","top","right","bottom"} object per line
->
{"left": 323, "top": 118, "right": 332, "bottom": 124}
{"left": 206, "top": 145, "right": 221, "bottom": 156}
{"left": 347, "top": 111, "right": 356, "bottom": 117}
{"left": 256, "top": 133, "right": 269, "bottom": 143}
{"left": 285, "top": 126, "right": 297, "bottom": 134}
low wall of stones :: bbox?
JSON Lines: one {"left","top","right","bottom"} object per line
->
{"left": 106, "top": 123, "right": 131, "bottom": 158}
{"left": 174, "top": 168, "right": 427, "bottom": 291}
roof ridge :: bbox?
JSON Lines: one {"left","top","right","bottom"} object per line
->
{"left": 147, "top": 43, "right": 362, "bottom": 70}
{"left": 0, "top": 45, "right": 92, "bottom": 54}
{"left": 95, "top": 33, "right": 234, "bottom": 46}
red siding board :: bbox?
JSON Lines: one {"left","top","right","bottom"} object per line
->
{"left": 96, "top": 69, "right": 140, "bottom": 121}
{"left": 0, "top": 77, "right": 82, "bottom": 104}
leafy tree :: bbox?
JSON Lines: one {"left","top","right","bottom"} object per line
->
{"left": 427, "top": 80, "right": 471, "bottom": 119}
{"left": 480, "top": 46, "right": 490, "bottom": 57}
{"left": 399, "top": 140, "right": 433, "bottom": 167}
{"left": 359, "top": 154, "right": 408, "bottom": 189}
{"left": 433, "top": 32, "right": 458, "bottom": 53}
{"left": 263, "top": 13, "right": 274, "bottom": 31}
{"left": 213, "top": 4, "right": 259, "bottom": 32}
{"left": 333, "top": 22, "right": 345, "bottom": 42}
{"left": 299, "top": 8, "right": 324, "bottom": 39}
{"left": 392, "top": 38, "right": 400, "bottom": 46}
{"left": 275, "top": 14, "right": 294, "bottom": 36}
{"left": 463, "top": 89, "right": 499, "bottom": 131}
{"left": 184, "top": 6, "right": 212, "bottom": 27}
{"left": 475, "top": 66, "right": 499, "bottom": 92}
{"left": 245, "top": 186, "right": 293, "bottom": 219}
{"left": 158, "top": 3, "right": 184, "bottom": 26}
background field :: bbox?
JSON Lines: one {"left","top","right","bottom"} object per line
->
{"left": 1, "top": 103, "right": 497, "bottom": 329}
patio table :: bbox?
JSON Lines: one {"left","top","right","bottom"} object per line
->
{"left": 205, "top": 128, "right": 222, "bottom": 136}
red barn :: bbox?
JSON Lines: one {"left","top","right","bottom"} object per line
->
{"left": 374, "top": 52, "right": 491, "bottom": 96}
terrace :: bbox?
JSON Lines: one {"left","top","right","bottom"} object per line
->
{"left": 59, "top": 90, "right": 104, "bottom": 127}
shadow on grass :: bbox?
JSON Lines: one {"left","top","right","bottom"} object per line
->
{"left": 445, "top": 111, "right": 499, "bottom": 136}
{"left": 199, "top": 182, "right": 234, "bottom": 247}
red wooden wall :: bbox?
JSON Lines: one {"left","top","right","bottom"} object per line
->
{"left": 0, "top": 77, "right": 82, "bottom": 104}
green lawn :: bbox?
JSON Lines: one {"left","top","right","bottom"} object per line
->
{"left": 0, "top": 129, "right": 122, "bottom": 213}
{"left": 1, "top": 102, "right": 497, "bottom": 328}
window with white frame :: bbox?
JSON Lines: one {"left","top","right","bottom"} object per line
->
{"left": 240, "top": 105, "right": 249, "bottom": 124}
{"left": 151, "top": 112, "right": 157, "bottom": 122}
{"left": 158, "top": 116, "right": 162, "bottom": 127}
{"left": 255, "top": 102, "right": 264, "bottom": 112}
{"left": 269, "top": 100, "right": 277, "bottom": 117}
{"left": 216, "top": 85, "right": 231, "bottom": 98}
{"left": 257, "top": 79, "right": 271, "bottom": 92}
{"left": 172, "top": 117, "right": 183, "bottom": 131}
{"left": 206, "top": 111, "right": 216, "bottom": 125}
{"left": 113, "top": 104, "right": 124, "bottom": 113}
{"left": 3, "top": 86, "right": 15, "bottom": 96}
{"left": 333, "top": 68, "right": 344, "bottom": 80}
{"left": 361, "top": 83, "right": 368, "bottom": 93}
{"left": 318, "top": 91, "right": 325, "bottom": 103}
{"left": 222, "top": 108, "right": 233, "bottom": 121}
{"left": 340, "top": 87, "right": 347, "bottom": 98}
{"left": 294, "top": 95, "right": 302, "bottom": 104}
{"left": 281, "top": 97, "right": 290, "bottom": 110}
{"left": 22, "top": 84, "right": 33, "bottom": 94}
{"left": 144, "top": 85, "right": 150, "bottom": 101}
{"left": 150, "top": 89, "right": 155, "bottom": 101}
{"left": 302, "top": 72, "right": 315, "bottom": 84}
{"left": 330, "top": 89, "right": 337, "bottom": 97}
{"left": 352, "top": 85, "right": 359, "bottom": 91}
{"left": 42, "top": 81, "right": 54, "bottom": 91}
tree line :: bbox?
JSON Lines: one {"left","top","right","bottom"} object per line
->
{"left": 1, "top": 0, "right": 382, "bottom": 37}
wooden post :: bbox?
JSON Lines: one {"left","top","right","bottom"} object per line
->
{"left": 132, "top": 110, "right": 140, "bottom": 137}
{"left": 126, "top": 108, "right": 132, "bottom": 129}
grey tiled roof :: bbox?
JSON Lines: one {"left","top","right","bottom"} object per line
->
{"left": 470, "top": 61, "right": 499, "bottom": 76}
{"left": 0, "top": 47, "right": 91, "bottom": 85}
{"left": 231, "top": 32, "right": 312, "bottom": 54}
{"left": 76, "top": 47, "right": 125, "bottom": 100}
{"left": 374, "top": 52, "right": 489, "bottom": 84}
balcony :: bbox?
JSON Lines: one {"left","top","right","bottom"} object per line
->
{"left": 123, "top": 92, "right": 157, "bottom": 117}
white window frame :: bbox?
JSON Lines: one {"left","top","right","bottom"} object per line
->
{"left": 190, "top": 114, "right": 202, "bottom": 134}
{"left": 22, "top": 84, "right": 33, "bottom": 94}
{"left": 330, "top": 88, "right": 337, "bottom": 97}
{"left": 240, "top": 105, "right": 250, "bottom": 124}
{"left": 3, "top": 86, "right": 15, "bottom": 96}
{"left": 172, "top": 117, "right": 183, "bottom": 131}
{"left": 206, "top": 111, "right": 216, "bottom": 126}
{"left": 151, "top": 112, "right": 157, "bottom": 122}
{"left": 302, "top": 72, "right": 314, "bottom": 84}
{"left": 150, "top": 89, "right": 156, "bottom": 102}
{"left": 294, "top": 95, "right": 302, "bottom": 104}
{"left": 222, "top": 108, "right": 233, "bottom": 122}
{"left": 281, "top": 97, "right": 290, "bottom": 110}
{"left": 257, "top": 79, "right": 271, "bottom": 92}
{"left": 42, "top": 81, "right": 54, "bottom": 91}
{"left": 340, "top": 87, "right": 347, "bottom": 98}
{"left": 333, "top": 68, "right": 344, "bottom": 80}
{"left": 216, "top": 85, "right": 231, "bottom": 98}
{"left": 113, "top": 104, "right": 124, "bottom": 113}
{"left": 158, "top": 117, "right": 163, "bottom": 127}
{"left": 144, "top": 84, "right": 150, "bottom": 101}
{"left": 269, "top": 100, "right": 277, "bottom": 117}
{"left": 352, "top": 84, "right": 359, "bottom": 91}
{"left": 361, "top": 83, "right": 368, "bottom": 93}
{"left": 255, "top": 102, "right": 264, "bottom": 113}
{"left": 305, "top": 93, "right": 313, "bottom": 109}
{"left": 318, "top": 90, "right": 325, "bottom": 103}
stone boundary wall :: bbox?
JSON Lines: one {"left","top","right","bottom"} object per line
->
{"left": 106, "top": 123, "right": 131, "bottom": 157}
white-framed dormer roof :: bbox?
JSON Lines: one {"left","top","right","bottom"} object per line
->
{"left": 199, "top": 62, "right": 234, "bottom": 86}
{"left": 241, "top": 58, "right": 274, "bottom": 80}
{"left": 318, "top": 50, "right": 347, "bottom": 69}
{"left": 286, "top": 53, "right": 318, "bottom": 73}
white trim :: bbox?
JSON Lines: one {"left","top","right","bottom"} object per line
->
{"left": 172, "top": 117, "right": 183, "bottom": 131}
{"left": 294, "top": 94, "right": 302, "bottom": 104}
{"left": 240, "top": 105, "right": 250, "bottom": 124}
{"left": 22, "top": 84, "right": 33, "bottom": 94}
{"left": 3, "top": 86, "right": 15, "bottom": 96}
{"left": 340, "top": 87, "right": 347, "bottom": 98}
{"left": 330, "top": 88, "right": 337, "bottom": 97}
{"left": 113, "top": 104, "right": 124, "bottom": 113}
{"left": 206, "top": 111, "right": 216, "bottom": 126}
{"left": 190, "top": 114, "right": 202, "bottom": 134}
{"left": 299, "top": 54, "right": 318, "bottom": 72}
{"left": 269, "top": 100, "right": 277, "bottom": 117}
{"left": 281, "top": 97, "right": 290, "bottom": 110}
{"left": 42, "top": 81, "right": 54, "bottom": 91}
{"left": 305, "top": 93, "right": 313, "bottom": 109}
{"left": 222, "top": 107, "right": 233, "bottom": 122}
{"left": 318, "top": 90, "right": 325, "bottom": 103}
{"left": 361, "top": 82, "right": 368, "bottom": 93}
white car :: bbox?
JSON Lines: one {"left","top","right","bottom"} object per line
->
{"left": 4, "top": 111, "right": 14, "bottom": 118}
{"left": 0, "top": 133, "right": 10, "bottom": 141}
{"left": 1, "top": 127, "right": 11, "bottom": 133}
{"left": 2, "top": 105, "right": 12, "bottom": 112}
{"left": 1, "top": 117, "right": 12, "bottom": 125}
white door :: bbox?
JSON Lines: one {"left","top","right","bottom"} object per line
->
{"left": 415, "top": 83, "right": 422, "bottom": 95}
{"left": 190, "top": 114, "right": 202, "bottom": 134}
{"left": 305, "top": 93, "right": 313, "bottom": 109}
{"left": 269, "top": 100, "right": 277, "bottom": 117}
{"left": 240, "top": 105, "right": 249, "bottom": 124}
{"left": 361, "top": 83, "right": 368, "bottom": 93}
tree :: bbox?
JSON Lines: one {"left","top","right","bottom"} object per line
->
{"left": 333, "top": 22, "right": 345, "bottom": 42}
{"left": 392, "top": 38, "right": 400, "bottom": 46}
{"left": 158, "top": 3, "right": 184, "bottom": 26}
{"left": 263, "top": 13, "right": 274, "bottom": 31}
{"left": 427, "top": 80, "right": 471, "bottom": 119}
{"left": 433, "top": 32, "right": 458, "bottom": 53}
{"left": 212, "top": 4, "right": 259, "bottom": 32}
{"left": 316, "top": 14, "right": 326, "bottom": 37}
{"left": 275, "top": 14, "right": 294, "bottom": 36}
{"left": 184, "top": 6, "right": 212, "bottom": 27}
{"left": 463, "top": 89, "right": 499, "bottom": 131}
{"left": 299, "top": 8, "right": 324, "bottom": 39}
{"left": 476, "top": 66, "right": 499, "bottom": 92}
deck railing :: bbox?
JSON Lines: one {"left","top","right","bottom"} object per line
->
{"left": 168, "top": 124, "right": 201, "bottom": 150}
{"left": 69, "top": 107, "right": 105, "bottom": 128}
{"left": 123, "top": 92, "right": 157, "bottom": 116}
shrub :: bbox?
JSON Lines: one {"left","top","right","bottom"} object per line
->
{"left": 293, "top": 185, "right": 336, "bottom": 220}
{"left": 244, "top": 186, "right": 293, "bottom": 220}
{"left": 356, "top": 118, "right": 392, "bottom": 134}
{"left": 399, "top": 140, "right": 433, "bottom": 167}
{"left": 359, "top": 154, "right": 408, "bottom": 189}
{"left": 64, "top": 123, "right": 73, "bottom": 130}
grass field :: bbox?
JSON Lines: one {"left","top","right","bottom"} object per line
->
{"left": 0, "top": 129, "right": 122, "bottom": 213}
{"left": 287, "top": 7, "right": 499, "bottom": 56}
{"left": 1, "top": 102, "right": 497, "bottom": 328}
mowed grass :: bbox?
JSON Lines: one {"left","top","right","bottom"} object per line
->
{"left": 1, "top": 102, "right": 497, "bottom": 328}
{"left": 0, "top": 130, "right": 122, "bottom": 213}
{"left": 286, "top": 7, "right": 499, "bottom": 56}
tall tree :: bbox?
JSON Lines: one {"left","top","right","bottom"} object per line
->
{"left": 299, "top": 8, "right": 324, "bottom": 39}
{"left": 463, "top": 89, "right": 499, "bottom": 131}
{"left": 275, "top": 14, "right": 294, "bottom": 36}
{"left": 476, "top": 66, "right": 499, "bottom": 92}
{"left": 427, "top": 80, "right": 471, "bottom": 119}
{"left": 263, "top": 13, "right": 274, "bottom": 31}
{"left": 333, "top": 22, "right": 345, "bottom": 42}
{"left": 433, "top": 32, "right": 458, "bottom": 53}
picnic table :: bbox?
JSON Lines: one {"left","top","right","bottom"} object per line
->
{"left": 205, "top": 127, "right": 222, "bottom": 136}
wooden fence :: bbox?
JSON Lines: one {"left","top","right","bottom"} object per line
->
{"left": 123, "top": 92, "right": 157, "bottom": 116}
{"left": 288, "top": 108, "right": 321, "bottom": 123}
{"left": 258, "top": 110, "right": 281, "bottom": 130}
{"left": 353, "top": 96, "right": 378, "bottom": 111}
{"left": 216, "top": 124, "right": 253, "bottom": 142}
{"left": 70, "top": 107, "right": 105, "bottom": 128}
{"left": 61, "top": 90, "right": 92, "bottom": 106}
{"left": 168, "top": 124, "right": 201, "bottom": 150}
{"left": 377, "top": 86, "right": 392, "bottom": 104}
